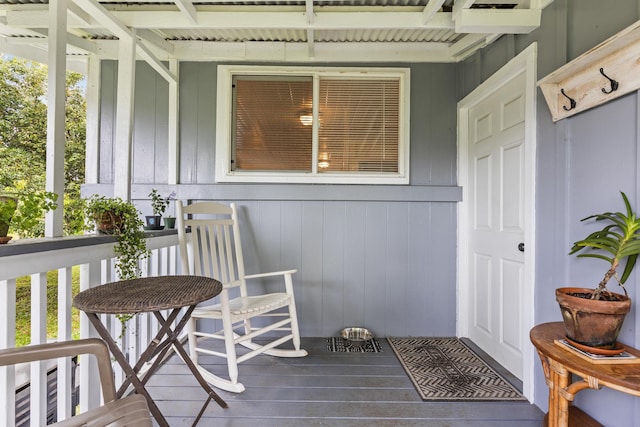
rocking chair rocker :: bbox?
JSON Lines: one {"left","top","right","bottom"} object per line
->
{"left": 176, "top": 201, "right": 307, "bottom": 393}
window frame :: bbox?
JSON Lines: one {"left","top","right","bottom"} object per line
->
{"left": 215, "top": 65, "right": 411, "bottom": 185}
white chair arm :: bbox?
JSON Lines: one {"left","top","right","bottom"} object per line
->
{"left": 244, "top": 269, "right": 297, "bottom": 279}
{"left": 223, "top": 279, "right": 244, "bottom": 289}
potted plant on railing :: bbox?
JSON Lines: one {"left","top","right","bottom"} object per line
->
{"left": 147, "top": 189, "right": 176, "bottom": 230}
{"left": 556, "top": 191, "right": 639, "bottom": 351}
{"left": 0, "top": 190, "right": 58, "bottom": 243}
{"left": 83, "top": 195, "right": 149, "bottom": 280}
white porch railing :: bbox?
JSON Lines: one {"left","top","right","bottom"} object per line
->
{"left": 0, "top": 231, "right": 181, "bottom": 427}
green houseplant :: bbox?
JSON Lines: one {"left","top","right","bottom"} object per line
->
{"left": 0, "top": 190, "right": 58, "bottom": 243}
{"left": 147, "top": 189, "right": 176, "bottom": 229}
{"left": 84, "top": 195, "right": 149, "bottom": 280}
{"left": 556, "top": 191, "right": 639, "bottom": 349}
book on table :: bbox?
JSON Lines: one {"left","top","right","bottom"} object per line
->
{"left": 555, "top": 339, "right": 640, "bottom": 364}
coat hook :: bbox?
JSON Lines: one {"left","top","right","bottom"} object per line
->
{"left": 600, "top": 67, "right": 619, "bottom": 94}
{"left": 561, "top": 88, "right": 576, "bottom": 111}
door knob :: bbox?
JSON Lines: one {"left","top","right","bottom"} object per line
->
{"left": 518, "top": 243, "right": 525, "bottom": 252}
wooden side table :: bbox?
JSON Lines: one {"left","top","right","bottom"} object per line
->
{"left": 74, "top": 275, "right": 227, "bottom": 427}
{"left": 530, "top": 322, "right": 640, "bottom": 427}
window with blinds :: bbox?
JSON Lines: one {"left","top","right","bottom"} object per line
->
{"left": 233, "top": 76, "right": 313, "bottom": 172}
{"left": 216, "top": 66, "right": 410, "bottom": 184}
{"left": 318, "top": 78, "right": 399, "bottom": 173}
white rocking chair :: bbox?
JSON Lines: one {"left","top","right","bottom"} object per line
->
{"left": 176, "top": 201, "right": 307, "bottom": 393}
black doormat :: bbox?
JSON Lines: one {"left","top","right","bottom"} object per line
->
{"left": 388, "top": 337, "right": 526, "bottom": 401}
{"left": 327, "top": 337, "right": 382, "bottom": 352}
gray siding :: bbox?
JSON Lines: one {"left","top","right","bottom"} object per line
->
{"left": 93, "top": 61, "right": 460, "bottom": 339}
{"left": 457, "top": 0, "right": 640, "bottom": 425}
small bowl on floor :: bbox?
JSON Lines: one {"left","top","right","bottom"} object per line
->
{"left": 341, "top": 327, "right": 373, "bottom": 348}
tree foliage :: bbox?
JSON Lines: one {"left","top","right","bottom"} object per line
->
{"left": 0, "top": 56, "right": 86, "bottom": 236}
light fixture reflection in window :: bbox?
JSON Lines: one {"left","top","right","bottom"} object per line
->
{"left": 299, "top": 114, "right": 313, "bottom": 126}
{"left": 318, "top": 152, "right": 330, "bottom": 169}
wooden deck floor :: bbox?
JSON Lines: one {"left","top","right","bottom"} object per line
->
{"left": 146, "top": 338, "right": 544, "bottom": 427}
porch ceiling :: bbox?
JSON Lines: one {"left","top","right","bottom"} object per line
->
{"left": 0, "top": 0, "right": 552, "bottom": 72}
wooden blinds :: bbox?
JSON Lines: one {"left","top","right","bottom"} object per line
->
{"left": 233, "top": 76, "right": 313, "bottom": 171}
{"left": 318, "top": 78, "right": 399, "bottom": 173}
{"left": 232, "top": 75, "right": 400, "bottom": 174}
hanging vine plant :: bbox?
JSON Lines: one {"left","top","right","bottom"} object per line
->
{"left": 84, "top": 195, "right": 150, "bottom": 280}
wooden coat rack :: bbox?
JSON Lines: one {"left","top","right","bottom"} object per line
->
{"left": 538, "top": 19, "right": 640, "bottom": 122}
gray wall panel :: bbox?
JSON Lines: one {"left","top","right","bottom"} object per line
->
{"left": 178, "top": 62, "right": 199, "bottom": 184}
{"left": 425, "top": 202, "right": 456, "bottom": 336}
{"left": 99, "top": 61, "right": 117, "bottom": 183}
{"left": 300, "top": 201, "right": 324, "bottom": 336}
{"left": 321, "top": 202, "right": 346, "bottom": 335}
{"left": 153, "top": 71, "right": 169, "bottom": 184}
{"left": 343, "top": 202, "right": 367, "bottom": 329}
{"left": 567, "top": 0, "right": 638, "bottom": 61}
{"left": 133, "top": 62, "right": 159, "bottom": 184}
{"left": 406, "top": 202, "right": 430, "bottom": 336}
{"left": 195, "top": 64, "right": 217, "bottom": 184}
{"left": 385, "top": 202, "right": 409, "bottom": 335}
{"left": 363, "top": 203, "right": 388, "bottom": 336}
{"left": 423, "top": 64, "right": 458, "bottom": 185}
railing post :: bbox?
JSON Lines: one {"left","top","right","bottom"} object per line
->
{"left": 0, "top": 278, "right": 17, "bottom": 427}
{"left": 79, "top": 261, "right": 101, "bottom": 414}
{"left": 57, "top": 267, "right": 73, "bottom": 421}
{"left": 30, "top": 273, "right": 48, "bottom": 425}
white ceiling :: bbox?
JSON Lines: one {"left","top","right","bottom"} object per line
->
{"left": 0, "top": 0, "right": 553, "bottom": 73}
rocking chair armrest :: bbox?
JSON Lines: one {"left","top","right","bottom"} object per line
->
{"left": 223, "top": 279, "right": 244, "bottom": 289}
{"left": 244, "top": 269, "right": 297, "bottom": 280}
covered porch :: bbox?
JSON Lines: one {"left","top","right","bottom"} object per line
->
{"left": 0, "top": 0, "right": 553, "bottom": 425}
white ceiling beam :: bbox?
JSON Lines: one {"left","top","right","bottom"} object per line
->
{"left": 305, "top": 0, "right": 314, "bottom": 57}
{"left": 456, "top": 9, "right": 541, "bottom": 34}
{"left": 71, "top": 0, "right": 176, "bottom": 83}
{"left": 136, "top": 40, "right": 175, "bottom": 82}
{"left": 71, "top": 0, "right": 131, "bottom": 40}
{"left": 174, "top": 0, "right": 198, "bottom": 25}
{"left": 7, "top": 9, "right": 456, "bottom": 31}
{"left": 67, "top": 3, "right": 95, "bottom": 26}
{"left": 531, "top": 0, "right": 555, "bottom": 8}
{"left": 137, "top": 29, "right": 174, "bottom": 55}
{"left": 448, "top": 32, "right": 490, "bottom": 60}
{"left": 422, "top": 0, "right": 446, "bottom": 25}
{"left": 29, "top": 28, "right": 98, "bottom": 54}
{"left": 125, "top": 40, "right": 457, "bottom": 63}
{"left": 0, "top": 38, "right": 87, "bottom": 73}
{"left": 452, "top": 0, "right": 475, "bottom": 19}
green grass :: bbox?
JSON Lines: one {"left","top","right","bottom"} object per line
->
{"left": 15, "top": 268, "right": 81, "bottom": 347}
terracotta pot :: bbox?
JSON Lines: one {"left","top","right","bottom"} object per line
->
{"left": 95, "top": 211, "right": 124, "bottom": 235}
{"left": 556, "top": 287, "right": 631, "bottom": 349}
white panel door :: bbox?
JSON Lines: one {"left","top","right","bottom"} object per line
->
{"left": 466, "top": 73, "right": 526, "bottom": 378}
